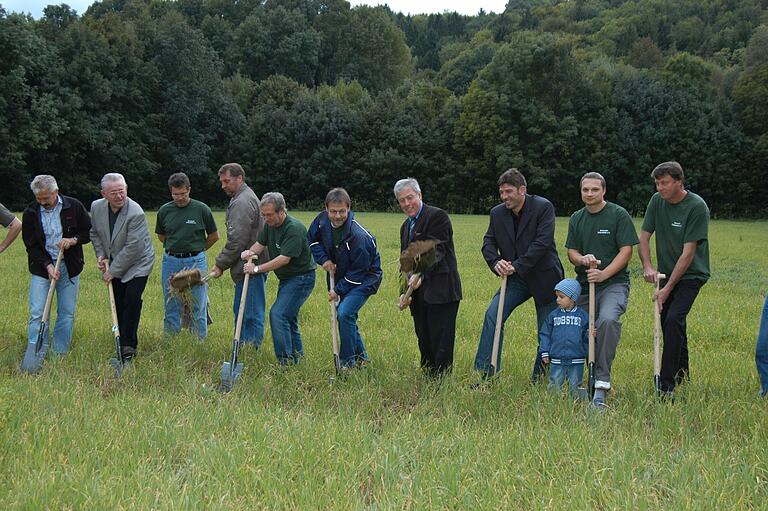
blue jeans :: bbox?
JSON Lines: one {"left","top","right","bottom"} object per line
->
{"left": 162, "top": 252, "right": 208, "bottom": 338}
{"left": 27, "top": 262, "right": 80, "bottom": 354}
{"left": 270, "top": 271, "right": 315, "bottom": 364}
{"left": 474, "top": 273, "right": 556, "bottom": 378}
{"left": 756, "top": 294, "right": 768, "bottom": 395}
{"left": 336, "top": 290, "right": 370, "bottom": 367}
{"left": 234, "top": 273, "right": 267, "bottom": 347}
{"left": 548, "top": 363, "right": 585, "bottom": 398}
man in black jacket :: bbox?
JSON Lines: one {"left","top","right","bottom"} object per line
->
{"left": 21, "top": 175, "right": 91, "bottom": 357}
{"left": 473, "top": 168, "right": 563, "bottom": 384}
{"left": 396, "top": 178, "right": 462, "bottom": 377}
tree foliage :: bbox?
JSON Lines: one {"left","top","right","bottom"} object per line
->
{"left": 0, "top": 0, "right": 766, "bottom": 216}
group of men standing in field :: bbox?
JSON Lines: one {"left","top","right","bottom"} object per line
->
{"left": 0, "top": 160, "right": 726, "bottom": 404}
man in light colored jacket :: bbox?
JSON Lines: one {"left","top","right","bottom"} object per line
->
{"left": 209, "top": 163, "right": 269, "bottom": 349}
{"left": 90, "top": 173, "right": 155, "bottom": 362}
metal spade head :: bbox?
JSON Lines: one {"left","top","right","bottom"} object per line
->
{"left": 219, "top": 362, "right": 244, "bottom": 392}
{"left": 20, "top": 344, "right": 45, "bottom": 375}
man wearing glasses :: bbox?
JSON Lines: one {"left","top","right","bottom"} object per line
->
{"left": 90, "top": 173, "right": 155, "bottom": 362}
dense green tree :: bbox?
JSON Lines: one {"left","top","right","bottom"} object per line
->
{"left": 596, "top": 67, "right": 746, "bottom": 216}
{"left": 333, "top": 6, "right": 413, "bottom": 92}
{"left": 234, "top": 7, "right": 320, "bottom": 86}
{"left": 141, "top": 11, "right": 245, "bottom": 204}
{"left": 455, "top": 32, "right": 601, "bottom": 212}
{"left": 31, "top": 9, "right": 159, "bottom": 203}
{"left": 1, "top": 0, "right": 767, "bottom": 216}
{"left": 439, "top": 30, "right": 498, "bottom": 95}
{"left": 0, "top": 11, "right": 66, "bottom": 209}
{"left": 626, "top": 36, "right": 663, "bottom": 68}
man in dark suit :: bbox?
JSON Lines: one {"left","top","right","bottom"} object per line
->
{"left": 90, "top": 173, "right": 155, "bottom": 362}
{"left": 396, "top": 178, "right": 462, "bottom": 377}
{"left": 473, "top": 168, "right": 564, "bottom": 384}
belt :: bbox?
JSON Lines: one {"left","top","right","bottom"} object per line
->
{"left": 165, "top": 250, "right": 201, "bottom": 258}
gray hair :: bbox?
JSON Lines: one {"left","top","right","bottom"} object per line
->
{"left": 30, "top": 175, "right": 58, "bottom": 195}
{"left": 393, "top": 178, "right": 420, "bottom": 198}
{"left": 101, "top": 173, "right": 126, "bottom": 190}
{"left": 261, "top": 192, "right": 286, "bottom": 213}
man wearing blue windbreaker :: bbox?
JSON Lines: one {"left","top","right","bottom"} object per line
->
{"left": 308, "top": 188, "right": 383, "bottom": 369}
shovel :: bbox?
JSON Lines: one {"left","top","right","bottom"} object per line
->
{"left": 489, "top": 274, "right": 508, "bottom": 377}
{"left": 587, "top": 260, "right": 598, "bottom": 400}
{"left": 329, "top": 272, "right": 342, "bottom": 380}
{"left": 104, "top": 262, "right": 125, "bottom": 376}
{"left": 219, "top": 258, "right": 254, "bottom": 391}
{"left": 398, "top": 273, "right": 421, "bottom": 310}
{"left": 653, "top": 273, "right": 667, "bottom": 396}
{"left": 21, "top": 250, "right": 64, "bottom": 374}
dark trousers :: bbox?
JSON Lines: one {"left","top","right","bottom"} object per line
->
{"left": 660, "top": 278, "right": 704, "bottom": 392}
{"left": 112, "top": 276, "right": 149, "bottom": 351}
{"left": 411, "top": 293, "right": 459, "bottom": 376}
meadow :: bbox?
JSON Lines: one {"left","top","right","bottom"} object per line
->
{"left": 0, "top": 210, "right": 766, "bottom": 510}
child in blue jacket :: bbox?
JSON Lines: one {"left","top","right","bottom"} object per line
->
{"left": 539, "top": 278, "right": 589, "bottom": 398}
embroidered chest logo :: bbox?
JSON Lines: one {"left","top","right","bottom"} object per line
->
{"left": 186, "top": 220, "right": 197, "bottom": 225}
{"left": 597, "top": 229, "right": 611, "bottom": 235}
{"left": 671, "top": 221, "right": 682, "bottom": 228}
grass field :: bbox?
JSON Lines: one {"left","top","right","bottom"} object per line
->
{"left": 0, "top": 210, "right": 766, "bottom": 509}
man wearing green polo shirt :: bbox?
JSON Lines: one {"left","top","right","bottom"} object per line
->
{"left": 566, "top": 172, "right": 639, "bottom": 408}
{"left": 639, "top": 161, "right": 710, "bottom": 398}
{"left": 241, "top": 192, "right": 315, "bottom": 366}
{"left": 156, "top": 172, "right": 219, "bottom": 338}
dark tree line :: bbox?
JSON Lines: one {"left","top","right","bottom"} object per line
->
{"left": 1, "top": 0, "right": 766, "bottom": 217}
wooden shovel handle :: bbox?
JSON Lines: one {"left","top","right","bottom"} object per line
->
{"left": 41, "top": 251, "right": 65, "bottom": 324}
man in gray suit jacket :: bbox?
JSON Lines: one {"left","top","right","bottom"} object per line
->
{"left": 90, "top": 173, "right": 155, "bottom": 361}
{"left": 473, "top": 168, "right": 564, "bottom": 385}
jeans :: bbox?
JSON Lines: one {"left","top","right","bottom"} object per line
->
{"left": 270, "top": 271, "right": 315, "bottom": 364}
{"left": 755, "top": 294, "right": 768, "bottom": 395}
{"left": 234, "top": 273, "right": 267, "bottom": 347}
{"left": 336, "top": 289, "right": 370, "bottom": 367}
{"left": 576, "top": 283, "right": 629, "bottom": 389}
{"left": 659, "top": 278, "right": 704, "bottom": 392}
{"left": 27, "top": 261, "right": 80, "bottom": 354}
{"left": 548, "top": 363, "right": 585, "bottom": 399}
{"left": 161, "top": 252, "right": 208, "bottom": 338}
{"left": 474, "top": 273, "right": 556, "bottom": 380}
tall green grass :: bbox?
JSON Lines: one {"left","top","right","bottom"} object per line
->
{"left": 0, "top": 212, "right": 766, "bottom": 509}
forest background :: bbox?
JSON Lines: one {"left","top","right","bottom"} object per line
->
{"left": 2, "top": 0, "right": 767, "bottom": 216}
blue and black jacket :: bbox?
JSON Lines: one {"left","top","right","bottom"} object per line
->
{"left": 538, "top": 306, "right": 589, "bottom": 365}
{"left": 307, "top": 210, "right": 382, "bottom": 297}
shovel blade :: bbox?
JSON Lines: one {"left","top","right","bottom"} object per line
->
{"left": 20, "top": 344, "right": 45, "bottom": 374}
{"left": 110, "top": 357, "right": 126, "bottom": 377}
{"left": 219, "top": 362, "right": 244, "bottom": 392}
